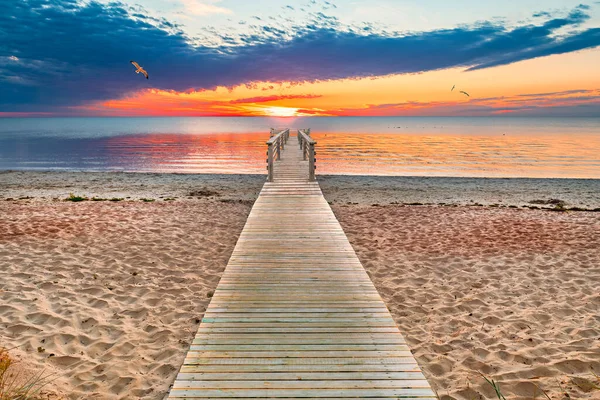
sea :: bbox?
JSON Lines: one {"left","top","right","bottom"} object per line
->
{"left": 1, "top": 117, "right": 599, "bottom": 178}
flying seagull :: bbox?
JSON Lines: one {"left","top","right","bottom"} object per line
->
{"left": 130, "top": 60, "right": 148, "bottom": 79}
{"left": 451, "top": 85, "right": 455, "bottom": 92}
{"left": 460, "top": 90, "right": 470, "bottom": 97}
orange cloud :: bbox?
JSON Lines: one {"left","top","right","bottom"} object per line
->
{"left": 71, "top": 50, "right": 600, "bottom": 117}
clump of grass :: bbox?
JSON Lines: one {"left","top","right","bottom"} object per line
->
{"left": 570, "top": 375, "right": 600, "bottom": 392}
{"left": 189, "top": 189, "right": 220, "bottom": 197}
{"left": 64, "top": 193, "right": 88, "bottom": 202}
{"left": 481, "top": 374, "right": 507, "bottom": 400}
{"left": 547, "top": 203, "right": 567, "bottom": 212}
{"left": 530, "top": 198, "right": 566, "bottom": 207}
{"left": 91, "top": 197, "right": 107, "bottom": 201}
{"left": 404, "top": 202, "right": 424, "bottom": 206}
{"left": 108, "top": 198, "right": 124, "bottom": 202}
{"left": 140, "top": 198, "right": 155, "bottom": 202}
{"left": 163, "top": 197, "right": 176, "bottom": 201}
{"left": 0, "top": 347, "right": 52, "bottom": 400}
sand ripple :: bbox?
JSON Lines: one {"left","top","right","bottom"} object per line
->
{"left": 0, "top": 199, "right": 253, "bottom": 399}
{"left": 332, "top": 204, "right": 600, "bottom": 400}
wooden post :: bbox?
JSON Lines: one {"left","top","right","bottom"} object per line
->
{"left": 267, "top": 143, "right": 273, "bottom": 182}
{"left": 276, "top": 138, "right": 281, "bottom": 160}
{"left": 303, "top": 138, "right": 307, "bottom": 160}
{"left": 308, "top": 143, "right": 315, "bottom": 181}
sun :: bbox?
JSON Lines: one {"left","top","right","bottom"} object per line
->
{"left": 264, "top": 106, "right": 298, "bottom": 117}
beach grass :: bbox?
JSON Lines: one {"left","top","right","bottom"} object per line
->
{"left": 64, "top": 193, "right": 88, "bottom": 202}
{"left": 0, "top": 348, "right": 51, "bottom": 400}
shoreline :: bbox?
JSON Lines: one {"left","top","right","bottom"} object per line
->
{"left": 2, "top": 171, "right": 599, "bottom": 209}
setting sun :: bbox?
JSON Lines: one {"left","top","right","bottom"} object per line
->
{"left": 264, "top": 106, "right": 298, "bottom": 117}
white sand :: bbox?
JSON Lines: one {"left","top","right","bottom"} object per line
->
{"left": 330, "top": 203, "right": 600, "bottom": 399}
{"left": 0, "top": 173, "right": 262, "bottom": 399}
{"left": 320, "top": 175, "right": 600, "bottom": 209}
{"left": 2, "top": 171, "right": 599, "bottom": 399}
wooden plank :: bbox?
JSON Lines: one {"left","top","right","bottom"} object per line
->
{"left": 178, "top": 364, "right": 423, "bottom": 373}
{"left": 168, "top": 389, "right": 436, "bottom": 398}
{"left": 171, "top": 380, "right": 432, "bottom": 389}
{"left": 167, "top": 131, "right": 434, "bottom": 399}
{"left": 174, "top": 372, "right": 426, "bottom": 381}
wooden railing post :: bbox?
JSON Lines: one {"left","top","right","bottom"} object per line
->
{"left": 267, "top": 143, "right": 274, "bottom": 182}
{"left": 308, "top": 143, "right": 315, "bottom": 181}
{"left": 303, "top": 138, "right": 307, "bottom": 161}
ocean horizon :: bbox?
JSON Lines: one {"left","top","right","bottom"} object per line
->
{"left": 1, "top": 116, "right": 599, "bottom": 179}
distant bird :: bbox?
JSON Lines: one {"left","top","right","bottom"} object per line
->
{"left": 451, "top": 85, "right": 455, "bottom": 92}
{"left": 130, "top": 60, "right": 148, "bottom": 79}
{"left": 460, "top": 90, "right": 470, "bottom": 97}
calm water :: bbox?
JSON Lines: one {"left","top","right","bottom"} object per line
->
{"left": 1, "top": 117, "right": 599, "bottom": 178}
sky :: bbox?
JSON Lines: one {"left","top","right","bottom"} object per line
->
{"left": 0, "top": 0, "right": 599, "bottom": 117}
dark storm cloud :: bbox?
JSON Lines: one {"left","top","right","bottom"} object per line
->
{"left": 1, "top": 0, "right": 599, "bottom": 111}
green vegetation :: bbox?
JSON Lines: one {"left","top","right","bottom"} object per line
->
{"left": 140, "top": 198, "right": 155, "bottom": 202}
{"left": 0, "top": 347, "right": 52, "bottom": 400}
{"left": 64, "top": 193, "right": 88, "bottom": 202}
{"left": 91, "top": 197, "right": 107, "bottom": 201}
{"left": 109, "top": 198, "right": 124, "bottom": 202}
{"left": 481, "top": 375, "right": 507, "bottom": 400}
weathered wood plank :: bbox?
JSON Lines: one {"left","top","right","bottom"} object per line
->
{"left": 167, "top": 131, "right": 433, "bottom": 399}
{"left": 168, "top": 388, "right": 436, "bottom": 398}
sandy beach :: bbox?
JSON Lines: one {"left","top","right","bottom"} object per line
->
{"left": 0, "top": 172, "right": 263, "bottom": 399}
{"left": 322, "top": 180, "right": 600, "bottom": 400}
{"left": 1, "top": 171, "right": 599, "bottom": 399}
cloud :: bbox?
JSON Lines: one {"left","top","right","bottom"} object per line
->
{"left": 322, "top": 88, "right": 600, "bottom": 117}
{"left": 179, "top": 0, "right": 231, "bottom": 16}
{"left": 229, "top": 94, "right": 322, "bottom": 104}
{"left": 1, "top": 0, "right": 599, "bottom": 112}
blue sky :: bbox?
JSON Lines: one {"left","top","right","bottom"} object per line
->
{"left": 1, "top": 0, "right": 599, "bottom": 116}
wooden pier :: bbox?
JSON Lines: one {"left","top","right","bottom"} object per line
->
{"left": 167, "top": 129, "right": 436, "bottom": 399}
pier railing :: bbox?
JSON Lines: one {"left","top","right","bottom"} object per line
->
{"left": 266, "top": 128, "right": 290, "bottom": 182}
{"left": 298, "top": 129, "right": 316, "bottom": 182}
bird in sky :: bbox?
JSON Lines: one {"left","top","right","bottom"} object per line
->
{"left": 130, "top": 60, "right": 148, "bottom": 79}
{"left": 451, "top": 85, "right": 455, "bottom": 92}
{"left": 460, "top": 90, "right": 470, "bottom": 97}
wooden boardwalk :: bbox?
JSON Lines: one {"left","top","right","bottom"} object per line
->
{"left": 168, "top": 132, "right": 436, "bottom": 399}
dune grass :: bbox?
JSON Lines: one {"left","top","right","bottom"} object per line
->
{"left": 0, "top": 348, "right": 52, "bottom": 400}
{"left": 64, "top": 193, "right": 88, "bottom": 202}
